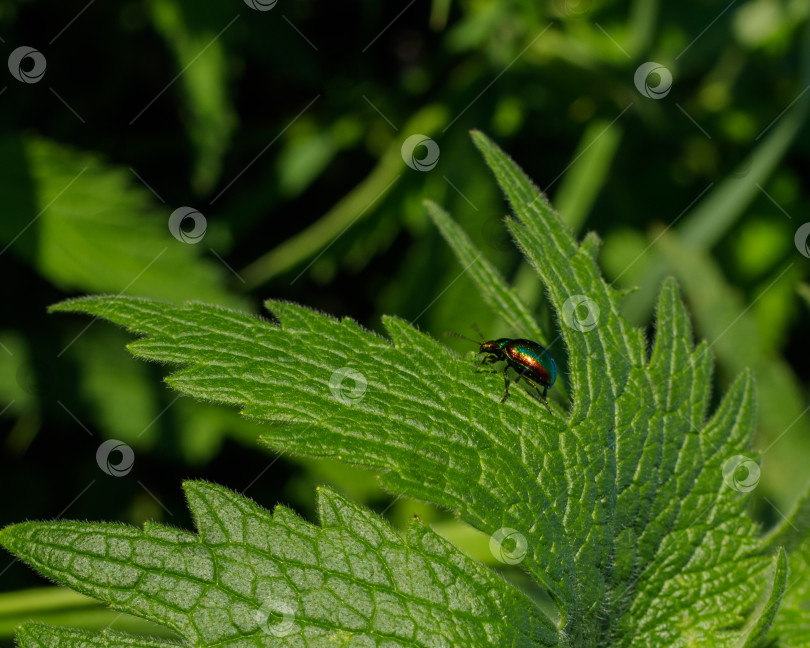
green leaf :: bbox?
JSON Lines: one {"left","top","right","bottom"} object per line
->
{"left": 762, "top": 478, "right": 810, "bottom": 554}
{"left": 552, "top": 117, "right": 623, "bottom": 234}
{"left": 16, "top": 623, "right": 174, "bottom": 648}
{"left": 617, "top": 28, "right": 810, "bottom": 324}
{"left": 68, "top": 328, "right": 161, "bottom": 446}
{"left": 1, "top": 482, "right": 555, "bottom": 647}
{"left": 424, "top": 200, "right": 571, "bottom": 402}
{"left": 46, "top": 292, "right": 570, "bottom": 614}
{"left": 654, "top": 227, "right": 810, "bottom": 508}
{"left": 147, "top": 0, "right": 237, "bottom": 193}
{"left": 470, "top": 130, "right": 772, "bottom": 644}
{"left": 0, "top": 136, "right": 242, "bottom": 307}
{"left": 798, "top": 283, "right": 810, "bottom": 312}
{"left": 9, "top": 131, "right": 783, "bottom": 646}
{"left": 424, "top": 200, "right": 547, "bottom": 343}
{"left": 736, "top": 548, "right": 787, "bottom": 648}
{"left": 770, "top": 536, "right": 810, "bottom": 647}
{"left": 0, "top": 587, "right": 172, "bottom": 640}
{"left": 240, "top": 104, "right": 448, "bottom": 288}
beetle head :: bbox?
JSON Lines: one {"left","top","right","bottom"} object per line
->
{"left": 479, "top": 338, "right": 510, "bottom": 355}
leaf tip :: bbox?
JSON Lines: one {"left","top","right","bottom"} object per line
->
{"left": 0, "top": 522, "right": 32, "bottom": 554}
{"left": 740, "top": 366, "right": 757, "bottom": 390}
{"left": 48, "top": 294, "right": 148, "bottom": 317}
{"left": 47, "top": 297, "right": 91, "bottom": 314}
{"left": 315, "top": 487, "right": 351, "bottom": 526}
{"left": 655, "top": 276, "right": 684, "bottom": 313}
{"left": 469, "top": 129, "right": 491, "bottom": 151}
{"left": 14, "top": 621, "right": 45, "bottom": 638}
{"left": 181, "top": 478, "right": 201, "bottom": 495}
{"left": 13, "top": 623, "right": 37, "bottom": 645}
{"left": 424, "top": 200, "right": 449, "bottom": 224}
{"left": 580, "top": 231, "right": 602, "bottom": 258}
{"left": 660, "top": 275, "right": 680, "bottom": 293}
{"left": 182, "top": 478, "right": 223, "bottom": 504}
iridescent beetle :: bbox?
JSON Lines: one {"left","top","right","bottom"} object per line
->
{"left": 450, "top": 330, "right": 557, "bottom": 412}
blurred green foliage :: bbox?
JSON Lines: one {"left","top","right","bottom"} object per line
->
{"left": 1, "top": 0, "right": 809, "bottom": 640}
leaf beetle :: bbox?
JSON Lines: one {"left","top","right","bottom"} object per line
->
{"left": 449, "top": 329, "right": 557, "bottom": 412}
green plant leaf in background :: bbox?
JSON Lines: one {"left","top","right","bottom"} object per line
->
{"left": 798, "top": 283, "right": 810, "bottom": 312}
{"left": 239, "top": 104, "right": 449, "bottom": 288}
{"left": 552, "top": 118, "right": 623, "bottom": 236}
{"left": 0, "top": 136, "right": 241, "bottom": 307}
{"left": 0, "top": 134, "right": 253, "bottom": 463}
{"left": 0, "top": 331, "right": 38, "bottom": 454}
{"left": 16, "top": 625, "right": 171, "bottom": 648}
{"left": 0, "top": 587, "right": 172, "bottom": 641}
{"left": 147, "top": 0, "right": 237, "bottom": 194}
{"left": 0, "top": 132, "right": 799, "bottom": 646}
{"left": 611, "top": 16, "right": 810, "bottom": 325}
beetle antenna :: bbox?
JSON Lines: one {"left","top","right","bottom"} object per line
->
{"left": 470, "top": 323, "right": 486, "bottom": 341}
{"left": 444, "top": 331, "right": 480, "bottom": 345}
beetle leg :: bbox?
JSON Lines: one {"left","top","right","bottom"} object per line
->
{"left": 523, "top": 376, "right": 552, "bottom": 413}
{"left": 537, "top": 389, "right": 551, "bottom": 413}
{"left": 476, "top": 354, "right": 500, "bottom": 376}
{"left": 499, "top": 365, "right": 511, "bottom": 403}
